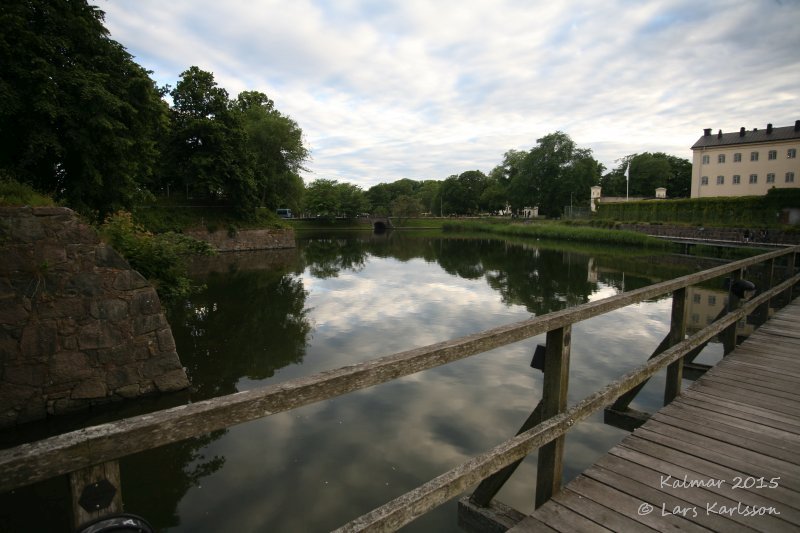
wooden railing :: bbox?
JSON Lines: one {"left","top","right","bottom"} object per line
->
{"left": 1, "top": 246, "right": 798, "bottom": 531}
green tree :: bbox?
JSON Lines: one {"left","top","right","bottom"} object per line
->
{"left": 366, "top": 182, "right": 393, "bottom": 215}
{"left": 164, "top": 67, "right": 255, "bottom": 215}
{"left": 508, "top": 132, "right": 601, "bottom": 217}
{"left": 233, "top": 90, "right": 308, "bottom": 212}
{"left": 601, "top": 152, "right": 691, "bottom": 199}
{"left": 391, "top": 194, "right": 423, "bottom": 224}
{"left": 336, "top": 182, "right": 368, "bottom": 217}
{"left": 303, "top": 178, "right": 340, "bottom": 217}
{"left": 0, "top": 0, "right": 167, "bottom": 220}
{"left": 414, "top": 180, "right": 441, "bottom": 214}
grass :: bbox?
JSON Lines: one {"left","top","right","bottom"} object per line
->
{"left": 0, "top": 177, "right": 56, "bottom": 207}
{"left": 443, "top": 220, "right": 670, "bottom": 248}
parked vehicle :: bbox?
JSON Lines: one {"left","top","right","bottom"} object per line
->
{"left": 276, "top": 208, "right": 293, "bottom": 219}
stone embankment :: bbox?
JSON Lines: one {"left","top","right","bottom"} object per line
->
{"left": 184, "top": 227, "right": 294, "bottom": 252}
{"left": 619, "top": 223, "right": 800, "bottom": 245}
{"left": 0, "top": 207, "right": 189, "bottom": 428}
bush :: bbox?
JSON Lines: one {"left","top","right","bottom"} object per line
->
{"left": 100, "top": 211, "right": 214, "bottom": 301}
{"left": 596, "top": 191, "right": 799, "bottom": 227}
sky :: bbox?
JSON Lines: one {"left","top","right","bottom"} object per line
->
{"left": 99, "top": 0, "right": 800, "bottom": 190}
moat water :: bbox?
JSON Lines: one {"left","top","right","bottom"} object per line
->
{"left": 2, "top": 231, "right": 755, "bottom": 532}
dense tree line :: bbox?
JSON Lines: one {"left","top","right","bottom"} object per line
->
{"left": 0, "top": 0, "right": 691, "bottom": 224}
{"left": 0, "top": 0, "right": 307, "bottom": 221}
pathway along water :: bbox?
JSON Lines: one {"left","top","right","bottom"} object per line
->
{"left": 0, "top": 232, "right": 761, "bottom": 532}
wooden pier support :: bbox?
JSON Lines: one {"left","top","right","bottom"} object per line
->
{"left": 69, "top": 461, "right": 122, "bottom": 530}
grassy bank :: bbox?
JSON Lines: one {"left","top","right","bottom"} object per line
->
{"left": 132, "top": 198, "right": 288, "bottom": 233}
{"left": 443, "top": 220, "right": 669, "bottom": 248}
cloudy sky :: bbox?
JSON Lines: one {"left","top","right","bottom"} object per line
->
{"left": 100, "top": 0, "right": 800, "bottom": 189}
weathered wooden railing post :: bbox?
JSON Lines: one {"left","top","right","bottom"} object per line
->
{"left": 69, "top": 461, "right": 123, "bottom": 530}
{"left": 663, "top": 288, "right": 686, "bottom": 404}
{"left": 534, "top": 326, "right": 571, "bottom": 509}
{"left": 721, "top": 269, "right": 742, "bottom": 355}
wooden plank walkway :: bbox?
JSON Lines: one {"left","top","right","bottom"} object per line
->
{"left": 512, "top": 298, "right": 800, "bottom": 533}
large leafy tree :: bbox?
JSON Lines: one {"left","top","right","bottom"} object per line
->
{"left": 601, "top": 152, "right": 691, "bottom": 198}
{"left": 164, "top": 67, "right": 255, "bottom": 214}
{"left": 0, "top": 0, "right": 167, "bottom": 220}
{"left": 233, "top": 91, "right": 308, "bottom": 212}
{"left": 303, "top": 178, "right": 340, "bottom": 217}
{"left": 508, "top": 132, "right": 601, "bottom": 217}
{"left": 436, "top": 170, "right": 490, "bottom": 215}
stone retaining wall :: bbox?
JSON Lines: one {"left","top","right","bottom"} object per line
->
{"left": 619, "top": 223, "right": 800, "bottom": 245}
{"left": 184, "top": 227, "right": 294, "bottom": 252}
{"left": 0, "top": 207, "right": 189, "bottom": 428}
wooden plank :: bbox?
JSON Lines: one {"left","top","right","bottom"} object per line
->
{"left": 632, "top": 427, "right": 800, "bottom": 492}
{"left": 585, "top": 461, "right": 780, "bottom": 532}
{"left": 551, "top": 488, "right": 655, "bottom": 532}
{"left": 509, "top": 515, "right": 562, "bottom": 533}
{"left": 511, "top": 499, "right": 613, "bottom": 533}
{"left": 614, "top": 439, "right": 800, "bottom": 518}
{"left": 720, "top": 360, "right": 800, "bottom": 381}
{"left": 564, "top": 474, "right": 709, "bottom": 532}
{"left": 649, "top": 413, "right": 800, "bottom": 464}
{"left": 659, "top": 402, "right": 800, "bottom": 445}
{"left": 702, "top": 370, "right": 800, "bottom": 397}
{"left": 710, "top": 361, "right": 800, "bottom": 386}
{"left": 685, "top": 381, "right": 800, "bottom": 417}
{"left": 734, "top": 343, "right": 800, "bottom": 360}
{"left": 701, "top": 370, "right": 800, "bottom": 399}
{"left": 679, "top": 389, "right": 800, "bottom": 433}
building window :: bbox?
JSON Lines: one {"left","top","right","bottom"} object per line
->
{"left": 733, "top": 174, "right": 741, "bottom": 184}
{"left": 749, "top": 174, "right": 758, "bottom": 184}
{"left": 716, "top": 175, "right": 724, "bottom": 185}
{"left": 734, "top": 153, "right": 742, "bottom": 162}
{"left": 702, "top": 155, "right": 709, "bottom": 164}
{"left": 708, "top": 295, "right": 717, "bottom": 306}
{"left": 701, "top": 176, "right": 709, "bottom": 185}
{"left": 768, "top": 150, "right": 777, "bottom": 160}
{"left": 767, "top": 173, "right": 775, "bottom": 183}
{"left": 789, "top": 148, "right": 797, "bottom": 159}
{"left": 787, "top": 172, "right": 796, "bottom": 183}
{"left": 693, "top": 294, "right": 701, "bottom": 304}
{"left": 751, "top": 151, "right": 759, "bottom": 161}
{"left": 718, "top": 154, "right": 725, "bottom": 163}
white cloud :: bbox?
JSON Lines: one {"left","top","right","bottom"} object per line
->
{"left": 100, "top": 0, "right": 800, "bottom": 187}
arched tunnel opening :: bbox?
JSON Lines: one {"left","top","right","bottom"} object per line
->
{"left": 373, "top": 221, "right": 387, "bottom": 233}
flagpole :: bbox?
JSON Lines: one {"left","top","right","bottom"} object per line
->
{"left": 625, "top": 162, "right": 630, "bottom": 201}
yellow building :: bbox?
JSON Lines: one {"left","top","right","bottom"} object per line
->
{"left": 691, "top": 121, "right": 800, "bottom": 198}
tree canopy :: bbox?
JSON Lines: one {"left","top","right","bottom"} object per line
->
{"left": 0, "top": 0, "right": 310, "bottom": 222}
{"left": 0, "top": 0, "right": 167, "bottom": 219}
{"left": 600, "top": 152, "right": 692, "bottom": 199}
{"left": 504, "top": 132, "right": 603, "bottom": 217}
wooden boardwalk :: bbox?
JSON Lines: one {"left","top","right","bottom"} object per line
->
{"left": 513, "top": 299, "right": 800, "bottom": 532}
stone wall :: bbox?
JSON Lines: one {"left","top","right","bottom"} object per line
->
{"left": 0, "top": 207, "right": 189, "bottom": 428}
{"left": 184, "top": 227, "right": 294, "bottom": 252}
{"left": 619, "top": 223, "right": 800, "bottom": 245}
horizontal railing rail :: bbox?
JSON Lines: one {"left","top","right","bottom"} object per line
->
{"left": 0, "top": 245, "right": 797, "bottom": 530}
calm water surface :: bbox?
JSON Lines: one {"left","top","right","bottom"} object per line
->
{"left": 2, "top": 231, "right": 741, "bottom": 532}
